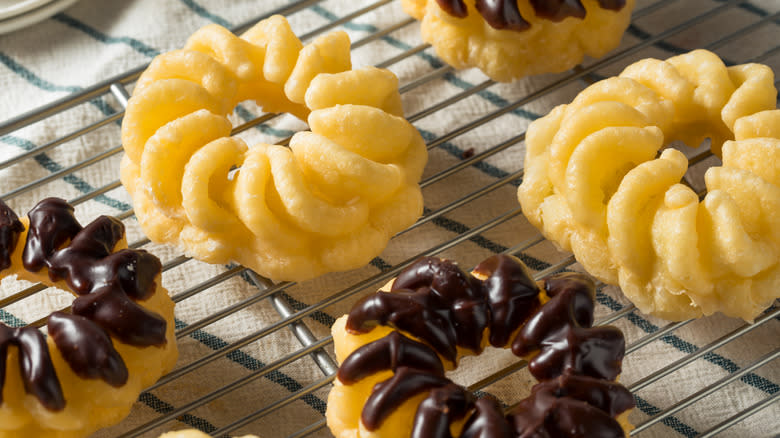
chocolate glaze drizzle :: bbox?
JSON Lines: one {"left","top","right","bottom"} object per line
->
{"left": 23, "top": 198, "right": 167, "bottom": 346}
{"left": 0, "top": 198, "right": 167, "bottom": 411}
{"left": 338, "top": 331, "right": 444, "bottom": 385}
{"left": 474, "top": 253, "right": 540, "bottom": 347}
{"left": 461, "top": 397, "right": 513, "bottom": 438}
{"left": 347, "top": 255, "right": 539, "bottom": 363}
{"left": 412, "top": 383, "right": 474, "bottom": 438}
{"left": 364, "top": 367, "right": 454, "bottom": 430}
{"left": 509, "top": 374, "right": 633, "bottom": 437}
{"left": 0, "top": 199, "right": 23, "bottom": 272}
{"left": 341, "top": 254, "right": 633, "bottom": 436}
{"left": 0, "top": 325, "right": 64, "bottom": 411}
{"left": 48, "top": 312, "right": 128, "bottom": 387}
{"left": 435, "top": 0, "right": 626, "bottom": 31}
{"left": 512, "top": 272, "right": 625, "bottom": 381}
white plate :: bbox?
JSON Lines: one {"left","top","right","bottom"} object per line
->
{"left": 0, "top": 0, "right": 79, "bottom": 35}
{"left": 0, "top": 0, "right": 53, "bottom": 20}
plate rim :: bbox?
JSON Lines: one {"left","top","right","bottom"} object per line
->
{"left": 0, "top": 0, "right": 80, "bottom": 35}
{"left": 0, "top": 0, "right": 55, "bottom": 20}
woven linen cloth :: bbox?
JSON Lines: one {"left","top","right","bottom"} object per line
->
{"left": 1, "top": 0, "right": 779, "bottom": 437}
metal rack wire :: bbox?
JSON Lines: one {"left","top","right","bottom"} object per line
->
{"left": 0, "top": 0, "right": 778, "bottom": 437}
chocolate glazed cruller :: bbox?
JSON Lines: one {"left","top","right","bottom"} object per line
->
{"left": 436, "top": 0, "right": 626, "bottom": 31}
{"left": 121, "top": 15, "right": 427, "bottom": 282}
{"left": 401, "top": 0, "right": 634, "bottom": 81}
{"left": 0, "top": 198, "right": 177, "bottom": 438}
{"left": 326, "top": 254, "right": 634, "bottom": 437}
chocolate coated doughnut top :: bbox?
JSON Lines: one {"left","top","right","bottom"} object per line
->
{"left": 0, "top": 324, "right": 63, "bottom": 410}
{"left": 23, "top": 198, "right": 167, "bottom": 346}
{"left": 0, "top": 198, "right": 166, "bottom": 411}
{"left": 347, "top": 255, "right": 541, "bottom": 362}
{"left": 0, "top": 200, "right": 23, "bottom": 272}
{"left": 340, "top": 254, "right": 633, "bottom": 436}
{"left": 435, "top": 0, "right": 626, "bottom": 31}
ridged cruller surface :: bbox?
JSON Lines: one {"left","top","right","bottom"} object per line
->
{"left": 120, "top": 14, "right": 427, "bottom": 282}
{"left": 0, "top": 1, "right": 777, "bottom": 437}
{"left": 518, "top": 49, "right": 780, "bottom": 322}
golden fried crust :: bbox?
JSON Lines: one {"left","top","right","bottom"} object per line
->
{"left": 402, "top": 0, "right": 635, "bottom": 82}
{"left": 0, "top": 218, "right": 177, "bottom": 438}
{"left": 121, "top": 15, "right": 427, "bottom": 282}
{"left": 518, "top": 49, "right": 780, "bottom": 321}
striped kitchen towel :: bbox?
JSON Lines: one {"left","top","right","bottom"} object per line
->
{"left": 0, "top": 0, "right": 778, "bottom": 437}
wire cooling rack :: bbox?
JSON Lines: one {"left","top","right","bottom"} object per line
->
{"left": 0, "top": 0, "right": 779, "bottom": 437}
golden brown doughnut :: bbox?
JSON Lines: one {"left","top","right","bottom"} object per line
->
{"left": 121, "top": 15, "right": 427, "bottom": 281}
{"left": 518, "top": 49, "right": 779, "bottom": 321}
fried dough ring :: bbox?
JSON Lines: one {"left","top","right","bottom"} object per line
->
{"left": 326, "top": 255, "right": 633, "bottom": 437}
{"left": 518, "top": 50, "right": 779, "bottom": 321}
{"left": 121, "top": 16, "right": 427, "bottom": 281}
{"left": 402, "top": 0, "right": 635, "bottom": 81}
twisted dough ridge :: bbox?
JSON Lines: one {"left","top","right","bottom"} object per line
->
{"left": 518, "top": 49, "right": 779, "bottom": 321}
{"left": 121, "top": 16, "right": 427, "bottom": 281}
{"left": 401, "top": 0, "right": 634, "bottom": 82}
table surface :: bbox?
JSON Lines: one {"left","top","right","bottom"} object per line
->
{"left": 0, "top": 1, "right": 778, "bottom": 437}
